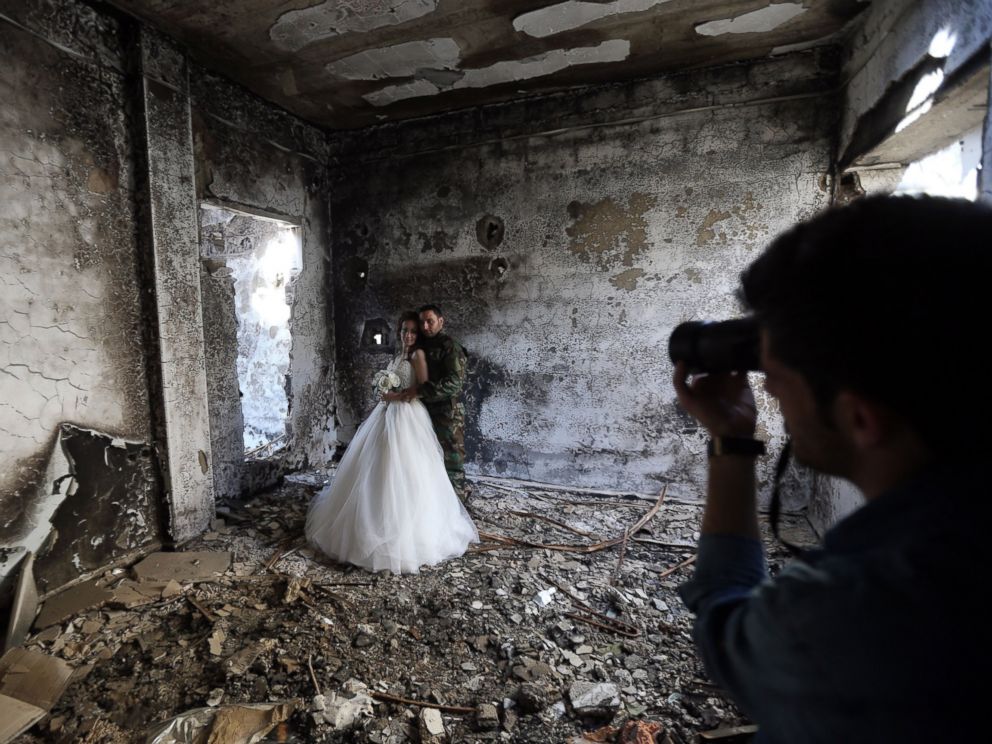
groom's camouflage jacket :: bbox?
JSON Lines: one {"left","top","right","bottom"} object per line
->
{"left": 418, "top": 333, "right": 468, "bottom": 491}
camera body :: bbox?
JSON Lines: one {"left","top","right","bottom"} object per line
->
{"left": 667, "top": 318, "right": 761, "bottom": 373}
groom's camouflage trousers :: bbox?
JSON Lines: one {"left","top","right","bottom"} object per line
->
{"left": 428, "top": 402, "right": 466, "bottom": 496}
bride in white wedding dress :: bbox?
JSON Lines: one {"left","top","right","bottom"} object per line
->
{"left": 306, "top": 312, "right": 478, "bottom": 574}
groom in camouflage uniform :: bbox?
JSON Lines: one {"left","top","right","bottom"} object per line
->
{"left": 398, "top": 304, "right": 469, "bottom": 497}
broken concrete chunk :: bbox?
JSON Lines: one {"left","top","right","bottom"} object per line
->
{"left": 318, "top": 679, "right": 374, "bottom": 729}
{"left": 33, "top": 579, "right": 113, "bottom": 630}
{"left": 419, "top": 706, "right": 446, "bottom": 741}
{"left": 517, "top": 680, "right": 559, "bottom": 714}
{"left": 511, "top": 657, "right": 555, "bottom": 682}
{"left": 208, "top": 628, "right": 227, "bottom": 656}
{"left": 475, "top": 702, "right": 500, "bottom": 731}
{"left": 533, "top": 587, "right": 557, "bottom": 607}
{"left": 132, "top": 551, "right": 232, "bottom": 583}
{"left": 561, "top": 649, "right": 583, "bottom": 667}
{"left": 224, "top": 638, "right": 277, "bottom": 676}
{"left": 569, "top": 681, "right": 621, "bottom": 717}
{"left": 161, "top": 579, "right": 183, "bottom": 599}
{"left": 283, "top": 576, "right": 312, "bottom": 605}
{"left": 28, "top": 627, "right": 60, "bottom": 645}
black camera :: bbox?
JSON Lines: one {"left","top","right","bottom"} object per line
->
{"left": 668, "top": 318, "right": 761, "bottom": 373}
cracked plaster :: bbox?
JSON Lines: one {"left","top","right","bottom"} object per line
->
{"left": 1, "top": 6, "right": 162, "bottom": 591}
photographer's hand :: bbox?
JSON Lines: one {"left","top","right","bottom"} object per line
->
{"left": 672, "top": 361, "right": 757, "bottom": 438}
{"left": 673, "top": 361, "right": 760, "bottom": 540}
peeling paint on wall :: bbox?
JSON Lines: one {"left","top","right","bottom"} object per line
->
{"left": 565, "top": 193, "right": 656, "bottom": 269}
{"left": 270, "top": 0, "right": 438, "bottom": 52}
{"left": 696, "top": 3, "right": 807, "bottom": 37}
{"left": 695, "top": 208, "right": 731, "bottom": 245}
{"left": 514, "top": 0, "right": 675, "bottom": 38}
{"left": 609, "top": 267, "right": 647, "bottom": 290}
{"left": 694, "top": 192, "right": 767, "bottom": 246}
{"left": 1, "top": 424, "right": 160, "bottom": 596}
{"left": 32, "top": 425, "right": 162, "bottom": 593}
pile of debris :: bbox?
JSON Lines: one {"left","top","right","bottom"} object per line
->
{"left": 3, "top": 473, "right": 810, "bottom": 743}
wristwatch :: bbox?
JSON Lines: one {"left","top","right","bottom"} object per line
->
{"left": 707, "top": 436, "right": 766, "bottom": 457}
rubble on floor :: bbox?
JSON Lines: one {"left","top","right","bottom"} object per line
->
{"left": 8, "top": 474, "right": 812, "bottom": 743}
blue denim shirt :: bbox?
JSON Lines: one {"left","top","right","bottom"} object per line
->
{"left": 679, "top": 464, "right": 988, "bottom": 743}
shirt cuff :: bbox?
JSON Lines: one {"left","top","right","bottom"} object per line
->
{"left": 678, "top": 534, "right": 766, "bottom": 612}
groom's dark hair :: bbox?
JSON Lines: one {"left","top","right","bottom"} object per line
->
{"left": 418, "top": 304, "right": 443, "bottom": 317}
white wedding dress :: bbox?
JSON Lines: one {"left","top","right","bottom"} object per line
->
{"left": 306, "top": 354, "right": 478, "bottom": 574}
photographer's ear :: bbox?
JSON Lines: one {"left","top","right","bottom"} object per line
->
{"left": 833, "top": 390, "right": 887, "bottom": 450}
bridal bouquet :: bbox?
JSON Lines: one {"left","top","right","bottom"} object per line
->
{"left": 372, "top": 369, "right": 401, "bottom": 395}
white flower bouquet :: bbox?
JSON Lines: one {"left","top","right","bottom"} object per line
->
{"left": 372, "top": 369, "right": 401, "bottom": 395}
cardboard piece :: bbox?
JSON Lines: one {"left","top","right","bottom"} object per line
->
{"left": 33, "top": 578, "right": 112, "bottom": 630}
{"left": 133, "top": 552, "right": 232, "bottom": 583}
{"left": 0, "top": 694, "right": 46, "bottom": 743}
{"left": 3, "top": 552, "right": 38, "bottom": 653}
{"left": 0, "top": 648, "right": 74, "bottom": 743}
{"left": 144, "top": 699, "right": 298, "bottom": 744}
{"left": 109, "top": 580, "right": 170, "bottom": 609}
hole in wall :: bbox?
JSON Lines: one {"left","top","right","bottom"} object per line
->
{"left": 489, "top": 256, "right": 509, "bottom": 279}
{"left": 476, "top": 214, "right": 505, "bottom": 250}
{"left": 199, "top": 206, "right": 302, "bottom": 454}
{"left": 345, "top": 256, "right": 370, "bottom": 290}
{"left": 851, "top": 126, "right": 983, "bottom": 200}
{"left": 361, "top": 318, "right": 393, "bottom": 351}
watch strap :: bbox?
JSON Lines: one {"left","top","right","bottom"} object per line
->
{"left": 707, "top": 436, "right": 766, "bottom": 457}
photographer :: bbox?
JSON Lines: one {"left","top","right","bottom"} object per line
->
{"left": 673, "top": 195, "right": 991, "bottom": 742}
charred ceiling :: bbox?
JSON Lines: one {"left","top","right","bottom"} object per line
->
{"left": 107, "top": 0, "right": 866, "bottom": 129}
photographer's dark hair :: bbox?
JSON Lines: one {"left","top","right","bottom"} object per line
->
{"left": 741, "top": 194, "right": 992, "bottom": 459}
{"left": 418, "top": 304, "right": 443, "bottom": 317}
{"left": 397, "top": 311, "right": 421, "bottom": 360}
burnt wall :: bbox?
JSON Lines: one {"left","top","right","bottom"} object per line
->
{"left": 191, "top": 70, "right": 336, "bottom": 480}
{"left": 0, "top": 0, "right": 335, "bottom": 596}
{"left": 0, "top": 0, "right": 163, "bottom": 589}
{"left": 331, "top": 51, "right": 838, "bottom": 501}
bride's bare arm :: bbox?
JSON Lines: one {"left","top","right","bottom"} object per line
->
{"left": 411, "top": 349, "right": 428, "bottom": 385}
{"left": 395, "top": 350, "right": 428, "bottom": 402}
